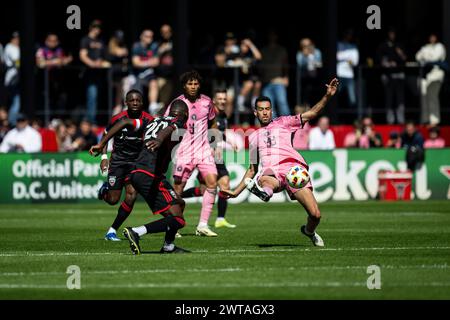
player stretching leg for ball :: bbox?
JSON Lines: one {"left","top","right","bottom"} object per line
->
{"left": 181, "top": 89, "right": 236, "bottom": 229}
{"left": 161, "top": 71, "right": 219, "bottom": 237}
{"left": 90, "top": 100, "right": 190, "bottom": 254}
{"left": 223, "top": 78, "right": 339, "bottom": 246}
{"left": 98, "top": 90, "right": 154, "bottom": 241}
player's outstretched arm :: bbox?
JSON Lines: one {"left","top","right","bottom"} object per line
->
{"left": 301, "top": 78, "right": 339, "bottom": 123}
{"left": 89, "top": 119, "right": 134, "bottom": 156}
{"left": 222, "top": 163, "right": 258, "bottom": 198}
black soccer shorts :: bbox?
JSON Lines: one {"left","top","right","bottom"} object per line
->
{"left": 107, "top": 162, "right": 135, "bottom": 191}
{"left": 130, "top": 169, "right": 181, "bottom": 215}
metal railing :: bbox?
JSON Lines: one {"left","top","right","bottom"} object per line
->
{"left": 35, "top": 63, "right": 449, "bottom": 125}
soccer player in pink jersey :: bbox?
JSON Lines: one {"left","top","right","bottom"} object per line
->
{"left": 162, "top": 70, "right": 219, "bottom": 237}
{"left": 223, "top": 78, "right": 339, "bottom": 247}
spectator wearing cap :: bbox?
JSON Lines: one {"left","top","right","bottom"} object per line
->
{"left": 0, "top": 114, "right": 42, "bottom": 153}
{"left": 79, "top": 20, "right": 111, "bottom": 124}
{"left": 4, "top": 32, "right": 20, "bottom": 126}
{"left": 424, "top": 126, "right": 445, "bottom": 149}
{"left": 36, "top": 33, "right": 73, "bottom": 114}
{"left": 401, "top": 121, "right": 425, "bottom": 171}
{"left": 214, "top": 32, "right": 241, "bottom": 116}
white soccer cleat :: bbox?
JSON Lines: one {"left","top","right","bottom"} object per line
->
{"left": 195, "top": 226, "right": 218, "bottom": 237}
{"left": 175, "top": 232, "right": 182, "bottom": 238}
{"left": 301, "top": 225, "right": 325, "bottom": 247}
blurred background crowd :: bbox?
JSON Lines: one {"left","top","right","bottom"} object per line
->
{"left": 0, "top": 0, "right": 449, "bottom": 153}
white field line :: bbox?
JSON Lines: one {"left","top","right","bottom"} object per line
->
{"left": 1, "top": 246, "right": 450, "bottom": 257}
{"left": 0, "top": 264, "right": 448, "bottom": 277}
{"left": 2, "top": 282, "right": 450, "bottom": 289}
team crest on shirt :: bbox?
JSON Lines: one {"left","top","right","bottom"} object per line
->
{"left": 108, "top": 176, "right": 117, "bottom": 187}
{"left": 169, "top": 190, "right": 177, "bottom": 198}
{"left": 177, "top": 166, "right": 183, "bottom": 172}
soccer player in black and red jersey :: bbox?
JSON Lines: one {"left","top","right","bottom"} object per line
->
{"left": 98, "top": 89, "right": 154, "bottom": 241}
{"left": 90, "top": 100, "right": 190, "bottom": 254}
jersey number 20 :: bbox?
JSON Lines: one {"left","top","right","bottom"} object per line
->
{"left": 144, "top": 121, "right": 169, "bottom": 140}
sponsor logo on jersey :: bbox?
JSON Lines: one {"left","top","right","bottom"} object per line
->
{"left": 108, "top": 176, "right": 117, "bottom": 187}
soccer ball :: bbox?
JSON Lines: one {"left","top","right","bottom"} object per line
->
{"left": 286, "top": 165, "right": 310, "bottom": 189}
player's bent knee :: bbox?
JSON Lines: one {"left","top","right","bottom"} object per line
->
{"left": 125, "top": 192, "right": 138, "bottom": 204}
{"left": 308, "top": 208, "right": 321, "bottom": 220}
{"left": 105, "top": 196, "right": 120, "bottom": 206}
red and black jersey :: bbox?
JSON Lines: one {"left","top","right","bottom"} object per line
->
{"left": 105, "top": 111, "right": 154, "bottom": 165}
{"left": 132, "top": 116, "right": 184, "bottom": 176}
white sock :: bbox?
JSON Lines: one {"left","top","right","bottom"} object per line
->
{"left": 216, "top": 217, "right": 225, "bottom": 222}
{"left": 163, "top": 242, "right": 175, "bottom": 251}
{"left": 107, "top": 227, "right": 116, "bottom": 234}
{"left": 198, "top": 222, "right": 208, "bottom": 228}
{"left": 132, "top": 226, "right": 147, "bottom": 237}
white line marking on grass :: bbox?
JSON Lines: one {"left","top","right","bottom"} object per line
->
{"left": 0, "top": 246, "right": 449, "bottom": 258}
{"left": 2, "top": 281, "right": 450, "bottom": 290}
{"left": 216, "top": 246, "right": 450, "bottom": 253}
{"left": 0, "top": 252, "right": 119, "bottom": 257}
{"left": 1, "top": 264, "right": 448, "bottom": 278}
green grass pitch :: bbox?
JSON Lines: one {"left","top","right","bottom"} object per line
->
{"left": 0, "top": 200, "right": 449, "bottom": 299}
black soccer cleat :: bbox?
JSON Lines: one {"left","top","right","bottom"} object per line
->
{"left": 160, "top": 246, "right": 191, "bottom": 254}
{"left": 97, "top": 182, "right": 109, "bottom": 200}
{"left": 245, "top": 178, "right": 271, "bottom": 202}
{"left": 123, "top": 227, "right": 141, "bottom": 255}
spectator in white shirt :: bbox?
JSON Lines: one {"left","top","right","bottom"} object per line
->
{"left": 0, "top": 114, "right": 42, "bottom": 153}
{"left": 416, "top": 33, "right": 447, "bottom": 125}
{"left": 337, "top": 29, "right": 359, "bottom": 108}
{"left": 308, "top": 116, "right": 335, "bottom": 150}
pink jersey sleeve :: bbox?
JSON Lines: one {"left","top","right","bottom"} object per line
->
{"left": 278, "top": 115, "right": 304, "bottom": 133}
{"left": 248, "top": 131, "right": 259, "bottom": 165}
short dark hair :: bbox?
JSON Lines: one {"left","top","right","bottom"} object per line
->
{"left": 254, "top": 96, "right": 272, "bottom": 109}
{"left": 214, "top": 89, "right": 227, "bottom": 96}
{"left": 170, "top": 99, "right": 188, "bottom": 114}
{"left": 180, "top": 70, "right": 202, "bottom": 86}
{"left": 125, "top": 89, "right": 143, "bottom": 100}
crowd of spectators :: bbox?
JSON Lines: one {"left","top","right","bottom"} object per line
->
{"left": 0, "top": 20, "right": 448, "bottom": 154}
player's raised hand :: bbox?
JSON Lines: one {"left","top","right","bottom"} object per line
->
{"left": 325, "top": 78, "right": 339, "bottom": 97}
{"left": 89, "top": 144, "right": 103, "bottom": 156}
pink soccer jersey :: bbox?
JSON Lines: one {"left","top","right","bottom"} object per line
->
{"left": 249, "top": 115, "right": 308, "bottom": 171}
{"left": 166, "top": 94, "right": 216, "bottom": 162}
